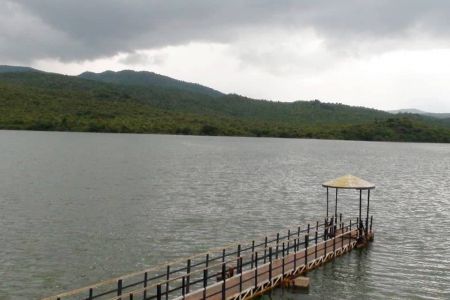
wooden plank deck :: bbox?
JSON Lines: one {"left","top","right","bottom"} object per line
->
{"left": 44, "top": 217, "right": 373, "bottom": 300}
{"left": 177, "top": 228, "right": 360, "bottom": 300}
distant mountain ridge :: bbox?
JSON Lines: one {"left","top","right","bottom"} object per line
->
{"left": 79, "top": 70, "right": 224, "bottom": 97}
{"left": 0, "top": 65, "right": 42, "bottom": 73}
{"left": 389, "top": 108, "right": 450, "bottom": 119}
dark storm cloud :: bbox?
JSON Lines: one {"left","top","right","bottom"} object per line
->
{"left": 2, "top": 0, "right": 450, "bottom": 62}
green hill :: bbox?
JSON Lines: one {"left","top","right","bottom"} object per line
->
{"left": 79, "top": 70, "right": 223, "bottom": 97}
{"left": 0, "top": 69, "right": 449, "bottom": 142}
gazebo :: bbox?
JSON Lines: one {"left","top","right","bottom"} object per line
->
{"left": 322, "top": 175, "right": 375, "bottom": 238}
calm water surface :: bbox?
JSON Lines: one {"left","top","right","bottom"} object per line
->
{"left": 0, "top": 131, "right": 449, "bottom": 299}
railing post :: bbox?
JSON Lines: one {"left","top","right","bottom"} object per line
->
{"left": 348, "top": 225, "right": 352, "bottom": 247}
{"left": 117, "top": 279, "right": 122, "bottom": 300}
{"left": 88, "top": 288, "right": 93, "bottom": 300}
{"left": 307, "top": 223, "right": 310, "bottom": 235}
{"left": 130, "top": 293, "right": 134, "bottom": 300}
{"left": 297, "top": 226, "right": 301, "bottom": 238}
{"left": 276, "top": 233, "right": 280, "bottom": 259}
{"left": 324, "top": 218, "right": 328, "bottom": 240}
{"left": 304, "top": 234, "right": 309, "bottom": 267}
{"left": 239, "top": 257, "right": 243, "bottom": 293}
{"left": 222, "top": 262, "right": 226, "bottom": 280}
{"left": 203, "top": 269, "right": 208, "bottom": 300}
{"left": 186, "top": 259, "right": 191, "bottom": 294}
{"left": 282, "top": 242, "right": 285, "bottom": 276}
{"left": 236, "top": 256, "right": 240, "bottom": 275}
{"left": 143, "top": 272, "right": 148, "bottom": 300}
{"left": 182, "top": 276, "right": 185, "bottom": 298}
{"left": 221, "top": 263, "right": 226, "bottom": 300}
{"left": 157, "top": 284, "right": 162, "bottom": 300}
{"left": 269, "top": 247, "right": 273, "bottom": 282}
{"left": 165, "top": 266, "right": 170, "bottom": 300}
{"left": 237, "top": 244, "right": 241, "bottom": 258}
{"left": 287, "top": 229, "right": 291, "bottom": 254}
{"left": 340, "top": 213, "right": 342, "bottom": 224}
{"left": 251, "top": 240, "right": 255, "bottom": 268}
{"left": 315, "top": 231, "right": 318, "bottom": 259}
{"left": 264, "top": 237, "right": 268, "bottom": 263}
{"left": 282, "top": 242, "right": 285, "bottom": 257}
{"left": 330, "top": 217, "right": 334, "bottom": 236}
{"left": 293, "top": 239, "right": 297, "bottom": 271}
{"left": 254, "top": 252, "right": 258, "bottom": 287}
{"left": 370, "top": 216, "right": 373, "bottom": 232}
{"left": 222, "top": 249, "right": 226, "bottom": 262}
{"left": 333, "top": 231, "right": 336, "bottom": 253}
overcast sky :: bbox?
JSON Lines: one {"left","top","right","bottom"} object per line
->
{"left": 2, "top": 0, "right": 450, "bottom": 112}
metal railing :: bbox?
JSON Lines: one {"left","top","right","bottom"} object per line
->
{"left": 44, "top": 215, "right": 373, "bottom": 300}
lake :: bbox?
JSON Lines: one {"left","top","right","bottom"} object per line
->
{"left": 0, "top": 131, "right": 449, "bottom": 299}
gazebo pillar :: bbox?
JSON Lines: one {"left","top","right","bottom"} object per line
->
{"left": 366, "top": 189, "right": 370, "bottom": 235}
{"left": 335, "top": 188, "right": 338, "bottom": 224}
{"left": 359, "top": 189, "right": 362, "bottom": 230}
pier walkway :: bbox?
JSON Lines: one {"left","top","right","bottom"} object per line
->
{"left": 44, "top": 216, "right": 373, "bottom": 300}
{"left": 44, "top": 175, "right": 375, "bottom": 300}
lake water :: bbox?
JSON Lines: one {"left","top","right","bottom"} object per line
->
{"left": 0, "top": 131, "right": 449, "bottom": 299}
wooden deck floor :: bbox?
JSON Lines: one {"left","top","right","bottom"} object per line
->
{"left": 44, "top": 219, "right": 373, "bottom": 300}
{"left": 177, "top": 228, "right": 361, "bottom": 300}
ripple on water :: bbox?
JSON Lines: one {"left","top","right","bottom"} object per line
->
{"left": 0, "top": 132, "right": 449, "bottom": 299}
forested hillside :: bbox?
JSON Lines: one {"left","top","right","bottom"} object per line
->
{"left": 1, "top": 69, "right": 449, "bottom": 142}
{"left": 79, "top": 70, "right": 223, "bottom": 97}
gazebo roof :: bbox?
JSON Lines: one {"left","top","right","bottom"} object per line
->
{"left": 322, "top": 174, "right": 375, "bottom": 190}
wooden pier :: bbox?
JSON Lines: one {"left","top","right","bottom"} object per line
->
{"left": 43, "top": 175, "right": 375, "bottom": 300}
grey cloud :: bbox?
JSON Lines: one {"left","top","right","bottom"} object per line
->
{"left": 2, "top": 0, "right": 450, "bottom": 63}
{"left": 118, "top": 52, "right": 167, "bottom": 66}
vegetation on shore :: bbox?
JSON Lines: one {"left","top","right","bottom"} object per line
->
{"left": 0, "top": 68, "right": 449, "bottom": 142}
